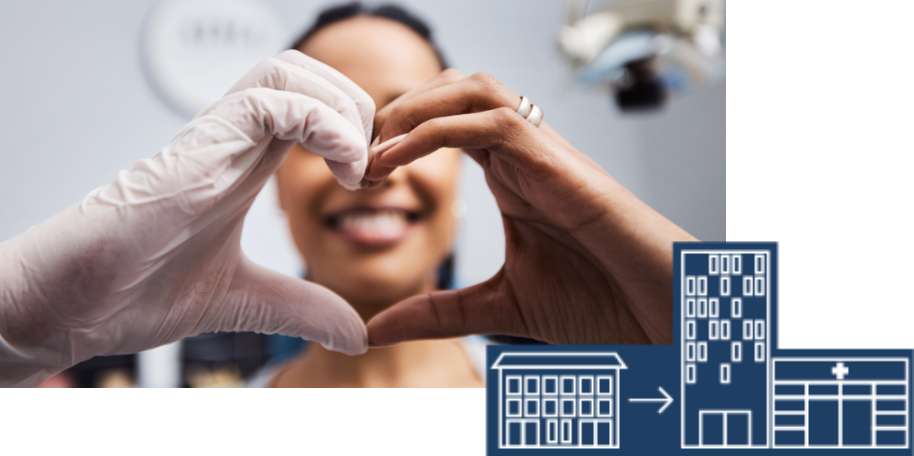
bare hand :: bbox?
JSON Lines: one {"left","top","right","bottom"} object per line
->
{"left": 364, "top": 70, "right": 696, "bottom": 346}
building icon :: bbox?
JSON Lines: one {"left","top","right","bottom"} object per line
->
{"left": 771, "top": 357, "right": 909, "bottom": 448}
{"left": 681, "top": 249, "right": 771, "bottom": 447}
{"left": 678, "top": 243, "right": 910, "bottom": 450}
{"left": 491, "top": 352, "right": 627, "bottom": 449}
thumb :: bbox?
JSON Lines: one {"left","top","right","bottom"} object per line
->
{"left": 366, "top": 272, "right": 528, "bottom": 346}
{"left": 218, "top": 256, "right": 367, "bottom": 356}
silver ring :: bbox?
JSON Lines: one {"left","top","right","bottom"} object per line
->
{"left": 525, "top": 104, "right": 544, "bottom": 127}
{"left": 516, "top": 95, "right": 532, "bottom": 118}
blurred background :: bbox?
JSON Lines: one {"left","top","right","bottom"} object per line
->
{"left": 0, "top": 0, "right": 724, "bottom": 387}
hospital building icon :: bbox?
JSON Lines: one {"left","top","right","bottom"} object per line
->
{"left": 679, "top": 244, "right": 910, "bottom": 449}
{"left": 770, "top": 358, "right": 909, "bottom": 448}
{"left": 491, "top": 352, "right": 626, "bottom": 449}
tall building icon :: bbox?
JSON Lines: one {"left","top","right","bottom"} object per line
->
{"left": 681, "top": 249, "right": 771, "bottom": 447}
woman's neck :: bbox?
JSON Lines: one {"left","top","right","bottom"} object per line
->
{"left": 272, "top": 338, "right": 482, "bottom": 387}
{"left": 271, "top": 274, "right": 481, "bottom": 387}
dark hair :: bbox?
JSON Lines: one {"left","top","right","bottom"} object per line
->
{"left": 290, "top": 2, "right": 449, "bottom": 70}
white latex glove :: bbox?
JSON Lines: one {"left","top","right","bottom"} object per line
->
{"left": 0, "top": 50, "right": 375, "bottom": 387}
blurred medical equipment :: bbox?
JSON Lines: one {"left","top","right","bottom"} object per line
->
{"left": 559, "top": 0, "right": 725, "bottom": 111}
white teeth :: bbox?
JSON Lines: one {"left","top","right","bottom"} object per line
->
{"left": 339, "top": 210, "right": 408, "bottom": 232}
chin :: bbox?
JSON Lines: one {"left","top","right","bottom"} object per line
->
{"left": 345, "top": 272, "right": 429, "bottom": 302}
{"left": 311, "top": 257, "right": 434, "bottom": 314}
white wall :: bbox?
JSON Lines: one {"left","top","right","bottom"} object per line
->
{"left": 0, "top": 0, "right": 724, "bottom": 287}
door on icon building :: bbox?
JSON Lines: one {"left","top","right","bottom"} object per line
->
{"left": 506, "top": 420, "right": 539, "bottom": 447}
{"left": 524, "top": 421, "right": 538, "bottom": 446}
{"left": 579, "top": 419, "right": 613, "bottom": 447}
{"left": 809, "top": 396, "right": 873, "bottom": 446}
{"left": 701, "top": 411, "right": 751, "bottom": 446}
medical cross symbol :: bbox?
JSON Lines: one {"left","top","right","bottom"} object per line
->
{"left": 831, "top": 362, "right": 850, "bottom": 380}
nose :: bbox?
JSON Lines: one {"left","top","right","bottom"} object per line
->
{"left": 362, "top": 164, "right": 406, "bottom": 192}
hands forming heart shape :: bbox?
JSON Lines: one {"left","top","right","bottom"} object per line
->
{"left": 0, "top": 52, "right": 694, "bottom": 387}
{"left": 364, "top": 69, "right": 696, "bottom": 346}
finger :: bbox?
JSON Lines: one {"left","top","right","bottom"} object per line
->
{"left": 358, "top": 135, "right": 388, "bottom": 189}
{"left": 387, "top": 68, "right": 467, "bottom": 107}
{"left": 370, "top": 70, "right": 591, "bottom": 175}
{"left": 205, "top": 88, "right": 367, "bottom": 189}
{"left": 372, "top": 68, "right": 467, "bottom": 137}
{"left": 218, "top": 256, "right": 367, "bottom": 356}
{"left": 275, "top": 50, "right": 376, "bottom": 144}
{"left": 369, "top": 71, "right": 597, "bottom": 178}
{"left": 375, "top": 72, "right": 519, "bottom": 143}
{"left": 361, "top": 133, "right": 404, "bottom": 184}
{"left": 216, "top": 56, "right": 370, "bottom": 144}
{"left": 365, "top": 272, "right": 528, "bottom": 347}
{"left": 365, "top": 107, "right": 546, "bottom": 182}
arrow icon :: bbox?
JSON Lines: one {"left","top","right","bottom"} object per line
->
{"left": 628, "top": 386, "right": 673, "bottom": 414}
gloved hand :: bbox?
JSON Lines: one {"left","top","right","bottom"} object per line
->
{"left": 0, "top": 50, "right": 375, "bottom": 387}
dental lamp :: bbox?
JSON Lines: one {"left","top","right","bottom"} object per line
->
{"left": 559, "top": 0, "right": 725, "bottom": 111}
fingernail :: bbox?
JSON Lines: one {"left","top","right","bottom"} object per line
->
{"left": 370, "top": 134, "right": 407, "bottom": 157}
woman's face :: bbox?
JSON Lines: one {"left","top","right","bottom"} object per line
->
{"left": 276, "top": 16, "right": 461, "bottom": 320}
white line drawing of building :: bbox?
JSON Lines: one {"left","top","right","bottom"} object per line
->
{"left": 681, "top": 249, "right": 771, "bottom": 448}
{"left": 678, "top": 244, "right": 911, "bottom": 451}
{"left": 491, "top": 352, "right": 627, "bottom": 449}
{"left": 772, "top": 358, "right": 909, "bottom": 448}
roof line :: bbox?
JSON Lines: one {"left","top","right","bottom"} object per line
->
{"left": 490, "top": 352, "right": 507, "bottom": 370}
{"left": 490, "top": 352, "right": 627, "bottom": 369}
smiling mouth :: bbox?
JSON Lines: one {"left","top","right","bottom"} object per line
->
{"left": 323, "top": 208, "right": 424, "bottom": 248}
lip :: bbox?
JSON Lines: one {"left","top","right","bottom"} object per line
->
{"left": 321, "top": 204, "right": 426, "bottom": 249}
